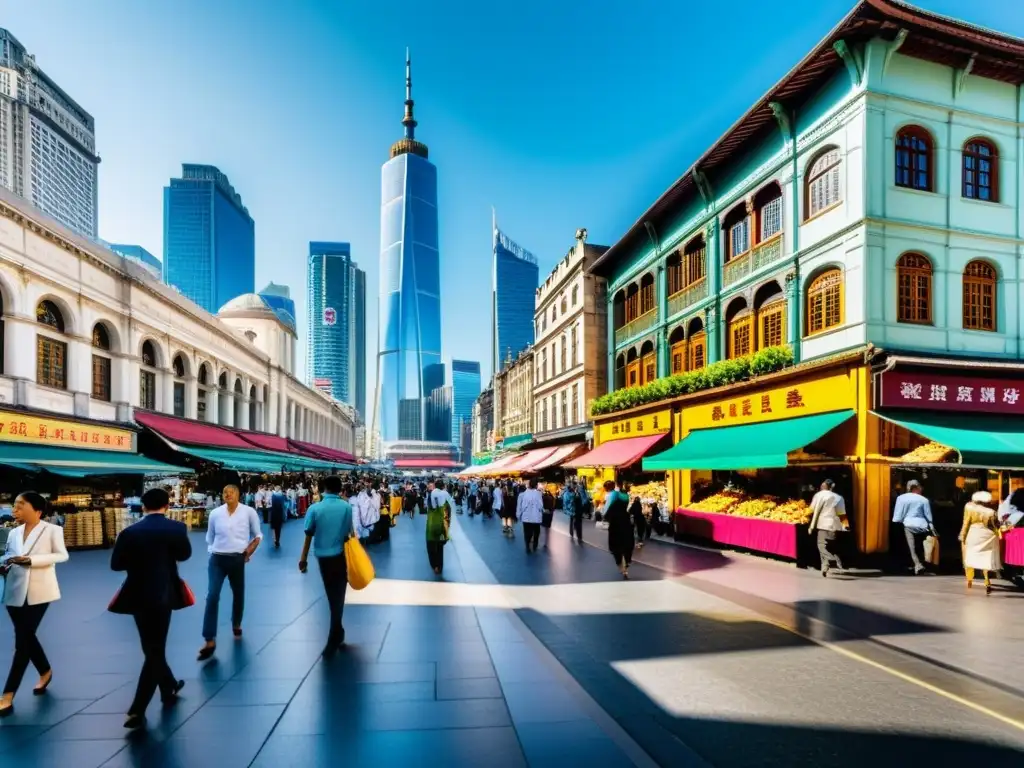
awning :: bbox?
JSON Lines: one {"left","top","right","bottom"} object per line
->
{"left": 564, "top": 434, "right": 667, "bottom": 469}
{"left": 392, "top": 459, "right": 462, "bottom": 469}
{"left": 134, "top": 410, "right": 254, "bottom": 449}
{"left": 499, "top": 448, "right": 558, "bottom": 474}
{"left": 873, "top": 411, "right": 1024, "bottom": 466}
{"left": 182, "top": 446, "right": 346, "bottom": 473}
{"left": 0, "top": 444, "right": 193, "bottom": 476}
{"left": 531, "top": 442, "right": 586, "bottom": 471}
{"left": 289, "top": 439, "right": 356, "bottom": 464}
{"left": 642, "top": 410, "right": 855, "bottom": 471}
{"left": 470, "top": 453, "right": 522, "bottom": 476}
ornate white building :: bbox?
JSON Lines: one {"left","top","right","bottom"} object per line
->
{"left": 0, "top": 187, "right": 355, "bottom": 452}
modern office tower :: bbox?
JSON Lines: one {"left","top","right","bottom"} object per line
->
{"left": 492, "top": 216, "right": 539, "bottom": 374}
{"left": 425, "top": 384, "right": 452, "bottom": 444}
{"left": 163, "top": 164, "right": 255, "bottom": 314}
{"left": 107, "top": 243, "right": 161, "bottom": 280}
{"left": 375, "top": 51, "right": 441, "bottom": 443}
{"left": 0, "top": 29, "right": 99, "bottom": 237}
{"left": 451, "top": 360, "right": 481, "bottom": 462}
{"left": 258, "top": 282, "right": 297, "bottom": 330}
{"left": 307, "top": 242, "right": 366, "bottom": 417}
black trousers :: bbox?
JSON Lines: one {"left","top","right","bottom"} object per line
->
{"left": 426, "top": 541, "right": 445, "bottom": 572}
{"left": 4, "top": 602, "right": 49, "bottom": 695}
{"left": 129, "top": 608, "right": 176, "bottom": 714}
{"left": 271, "top": 520, "right": 283, "bottom": 544}
{"left": 612, "top": 545, "right": 634, "bottom": 567}
{"left": 317, "top": 554, "right": 348, "bottom": 648}
{"left": 570, "top": 514, "right": 583, "bottom": 541}
{"left": 523, "top": 522, "right": 541, "bottom": 551}
{"left": 635, "top": 519, "right": 647, "bottom": 541}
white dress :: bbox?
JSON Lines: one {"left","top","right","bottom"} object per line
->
{"left": 962, "top": 503, "right": 1001, "bottom": 571}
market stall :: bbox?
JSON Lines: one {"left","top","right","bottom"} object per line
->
{"left": 565, "top": 407, "right": 672, "bottom": 497}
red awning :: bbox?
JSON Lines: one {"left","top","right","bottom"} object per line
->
{"left": 473, "top": 453, "right": 522, "bottom": 476}
{"left": 562, "top": 434, "right": 666, "bottom": 469}
{"left": 134, "top": 410, "right": 253, "bottom": 449}
{"left": 500, "top": 448, "right": 558, "bottom": 474}
{"left": 239, "top": 432, "right": 292, "bottom": 453}
{"left": 289, "top": 439, "right": 356, "bottom": 464}
{"left": 392, "top": 459, "right": 462, "bottom": 469}
{"left": 531, "top": 442, "right": 586, "bottom": 471}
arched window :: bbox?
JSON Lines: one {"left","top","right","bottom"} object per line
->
{"left": 571, "top": 285, "right": 579, "bottom": 306}
{"left": 615, "top": 353, "right": 626, "bottom": 390}
{"left": 755, "top": 183, "right": 783, "bottom": 243}
{"left": 561, "top": 296, "right": 568, "bottom": 315}
{"left": 724, "top": 204, "right": 750, "bottom": 262}
{"left": 669, "top": 326, "right": 686, "bottom": 375}
{"left": 895, "top": 126, "right": 933, "bottom": 192}
{"left": 172, "top": 355, "right": 187, "bottom": 417}
{"left": 625, "top": 348, "right": 641, "bottom": 389}
{"left": 805, "top": 146, "right": 841, "bottom": 219}
{"left": 624, "top": 284, "right": 639, "bottom": 324}
{"left": 172, "top": 354, "right": 186, "bottom": 378}
{"left": 896, "top": 253, "right": 932, "bottom": 325}
{"left": 140, "top": 340, "right": 158, "bottom": 410}
{"left": 197, "top": 363, "right": 210, "bottom": 421}
{"left": 726, "top": 300, "right": 753, "bottom": 360}
{"left": 249, "top": 385, "right": 257, "bottom": 431}
{"left": 963, "top": 260, "right": 997, "bottom": 332}
{"left": 963, "top": 139, "right": 998, "bottom": 202}
{"left": 570, "top": 325, "right": 578, "bottom": 366}
{"left": 560, "top": 390, "right": 568, "bottom": 428}
{"left": 687, "top": 317, "right": 706, "bottom": 372}
{"left": 755, "top": 283, "right": 787, "bottom": 349}
{"left": 91, "top": 324, "right": 111, "bottom": 402}
{"left": 560, "top": 333, "right": 567, "bottom": 372}
{"left": 806, "top": 269, "right": 844, "bottom": 335}
{"left": 639, "top": 273, "right": 655, "bottom": 316}
{"left": 36, "top": 301, "right": 67, "bottom": 389}
{"left": 667, "top": 236, "right": 707, "bottom": 298}
{"left": 640, "top": 340, "right": 656, "bottom": 385}
{"left": 233, "top": 378, "right": 244, "bottom": 427}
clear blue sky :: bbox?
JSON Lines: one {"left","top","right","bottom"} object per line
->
{"left": 6, "top": 0, "right": 1020, "bottom": 401}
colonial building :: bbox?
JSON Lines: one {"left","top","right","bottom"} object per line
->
{"left": 0, "top": 186, "right": 355, "bottom": 452}
{"left": 533, "top": 229, "right": 608, "bottom": 439}
{"left": 471, "top": 385, "right": 494, "bottom": 459}
{"left": 493, "top": 348, "right": 534, "bottom": 444}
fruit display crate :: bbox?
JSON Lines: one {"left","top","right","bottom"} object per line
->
{"left": 673, "top": 507, "right": 803, "bottom": 561}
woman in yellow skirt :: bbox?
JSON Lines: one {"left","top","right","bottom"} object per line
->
{"left": 959, "top": 490, "right": 1001, "bottom": 594}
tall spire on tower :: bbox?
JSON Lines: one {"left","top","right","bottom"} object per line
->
{"left": 390, "top": 48, "right": 428, "bottom": 160}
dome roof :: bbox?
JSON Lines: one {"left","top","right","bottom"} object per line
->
{"left": 218, "top": 293, "right": 270, "bottom": 313}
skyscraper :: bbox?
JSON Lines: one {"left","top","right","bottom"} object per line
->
{"left": 163, "top": 164, "right": 255, "bottom": 314}
{"left": 375, "top": 51, "right": 441, "bottom": 443}
{"left": 492, "top": 219, "right": 539, "bottom": 374}
{"left": 0, "top": 29, "right": 99, "bottom": 237}
{"left": 107, "top": 243, "right": 162, "bottom": 280}
{"left": 259, "top": 282, "right": 297, "bottom": 331}
{"left": 451, "top": 360, "right": 481, "bottom": 463}
{"left": 307, "top": 242, "right": 366, "bottom": 417}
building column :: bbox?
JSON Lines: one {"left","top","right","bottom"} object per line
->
{"left": 161, "top": 370, "right": 175, "bottom": 414}
{"left": 222, "top": 390, "right": 235, "bottom": 427}
{"left": 606, "top": 297, "right": 615, "bottom": 391}
{"left": 705, "top": 219, "right": 721, "bottom": 365}
{"left": 238, "top": 395, "right": 250, "bottom": 429}
{"left": 187, "top": 379, "right": 199, "bottom": 420}
{"left": 706, "top": 307, "right": 721, "bottom": 365}
{"left": 656, "top": 262, "right": 668, "bottom": 377}
{"left": 207, "top": 388, "right": 219, "bottom": 425}
{"left": 785, "top": 271, "right": 801, "bottom": 363}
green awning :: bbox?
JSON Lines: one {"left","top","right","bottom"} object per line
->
{"left": 500, "top": 433, "right": 533, "bottom": 449}
{"left": 873, "top": 411, "right": 1024, "bottom": 467}
{"left": 182, "top": 446, "right": 348, "bottom": 473}
{"left": 0, "top": 444, "right": 192, "bottom": 476}
{"left": 643, "top": 409, "right": 856, "bottom": 471}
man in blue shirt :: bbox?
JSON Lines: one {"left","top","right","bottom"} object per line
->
{"left": 298, "top": 475, "right": 353, "bottom": 657}
{"left": 892, "top": 479, "right": 936, "bottom": 575}
{"left": 562, "top": 481, "right": 583, "bottom": 544}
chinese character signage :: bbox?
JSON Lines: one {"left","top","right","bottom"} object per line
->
{"left": 0, "top": 411, "right": 135, "bottom": 452}
{"left": 879, "top": 372, "right": 1024, "bottom": 415}
{"left": 596, "top": 409, "right": 671, "bottom": 444}
{"left": 322, "top": 307, "right": 337, "bottom": 326}
{"left": 683, "top": 371, "right": 857, "bottom": 431}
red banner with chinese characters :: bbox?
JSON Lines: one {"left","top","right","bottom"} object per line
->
{"left": 879, "top": 371, "right": 1024, "bottom": 415}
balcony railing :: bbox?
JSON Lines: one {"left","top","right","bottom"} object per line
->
{"left": 667, "top": 278, "right": 708, "bottom": 318}
{"left": 723, "top": 234, "right": 785, "bottom": 287}
{"left": 615, "top": 308, "right": 658, "bottom": 346}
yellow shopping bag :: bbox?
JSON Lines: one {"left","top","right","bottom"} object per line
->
{"left": 345, "top": 536, "right": 375, "bottom": 590}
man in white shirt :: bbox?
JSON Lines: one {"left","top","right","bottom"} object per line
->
{"left": 808, "top": 479, "right": 848, "bottom": 576}
{"left": 198, "top": 484, "right": 262, "bottom": 660}
{"left": 517, "top": 478, "right": 545, "bottom": 553}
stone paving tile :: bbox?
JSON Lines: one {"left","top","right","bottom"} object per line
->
{"left": 357, "top": 697, "right": 512, "bottom": 731}
{"left": 436, "top": 676, "right": 504, "bottom": 700}
{"left": 2, "top": 737, "right": 127, "bottom": 768}
{"left": 501, "top": 681, "right": 592, "bottom": 724}
{"left": 517, "top": 720, "right": 638, "bottom": 768}
{"left": 205, "top": 678, "right": 304, "bottom": 706}
{"left": 435, "top": 658, "right": 497, "bottom": 680}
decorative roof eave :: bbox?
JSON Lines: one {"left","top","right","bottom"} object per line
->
{"left": 590, "top": 0, "right": 1024, "bottom": 279}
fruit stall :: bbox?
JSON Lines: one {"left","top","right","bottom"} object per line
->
{"left": 628, "top": 481, "right": 672, "bottom": 536}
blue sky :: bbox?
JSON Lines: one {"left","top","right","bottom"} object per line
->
{"left": 6, "top": 0, "right": 1021, "bottom": 403}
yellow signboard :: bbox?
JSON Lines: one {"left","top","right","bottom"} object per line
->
{"left": 596, "top": 408, "right": 671, "bottom": 444}
{"left": 682, "top": 371, "right": 856, "bottom": 432}
{"left": 0, "top": 411, "right": 134, "bottom": 452}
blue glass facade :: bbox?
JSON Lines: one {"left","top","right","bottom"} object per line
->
{"left": 107, "top": 243, "right": 162, "bottom": 279}
{"left": 258, "top": 282, "right": 297, "bottom": 332}
{"left": 163, "top": 164, "right": 254, "bottom": 314}
{"left": 451, "top": 359, "right": 481, "bottom": 463}
{"left": 425, "top": 384, "right": 452, "bottom": 444}
{"left": 306, "top": 242, "right": 366, "bottom": 417}
{"left": 492, "top": 228, "right": 539, "bottom": 373}
{"left": 376, "top": 56, "right": 442, "bottom": 443}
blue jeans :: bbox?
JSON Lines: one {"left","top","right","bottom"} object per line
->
{"left": 202, "top": 553, "right": 246, "bottom": 641}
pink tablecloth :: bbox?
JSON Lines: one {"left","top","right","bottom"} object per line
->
{"left": 674, "top": 508, "right": 799, "bottom": 559}
{"left": 1005, "top": 529, "right": 1024, "bottom": 566}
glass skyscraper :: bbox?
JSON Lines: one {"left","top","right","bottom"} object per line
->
{"left": 107, "top": 243, "right": 162, "bottom": 280}
{"left": 163, "top": 164, "right": 255, "bottom": 314}
{"left": 258, "top": 282, "right": 297, "bottom": 330}
{"left": 306, "top": 242, "right": 366, "bottom": 417}
{"left": 451, "top": 360, "right": 481, "bottom": 463}
{"left": 376, "top": 52, "right": 441, "bottom": 442}
{"left": 492, "top": 224, "right": 539, "bottom": 373}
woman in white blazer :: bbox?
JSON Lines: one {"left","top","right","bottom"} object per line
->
{"left": 0, "top": 491, "right": 68, "bottom": 717}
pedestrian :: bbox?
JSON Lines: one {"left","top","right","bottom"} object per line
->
{"left": 892, "top": 479, "right": 936, "bottom": 575}
{"left": 577, "top": 481, "right": 593, "bottom": 519}
{"left": 517, "top": 479, "right": 545, "bottom": 553}
{"left": 603, "top": 481, "right": 634, "bottom": 579}
{"left": 298, "top": 475, "right": 353, "bottom": 657}
{"left": 540, "top": 484, "right": 555, "bottom": 547}
{"left": 109, "top": 488, "right": 191, "bottom": 729}
{"left": 629, "top": 493, "right": 647, "bottom": 549}
{"left": 0, "top": 492, "right": 68, "bottom": 717}
{"left": 808, "top": 479, "right": 848, "bottom": 577}
{"left": 403, "top": 481, "right": 418, "bottom": 519}
{"left": 960, "top": 490, "right": 1001, "bottom": 594}
{"left": 562, "top": 481, "right": 583, "bottom": 543}
{"left": 468, "top": 480, "right": 478, "bottom": 516}
{"left": 425, "top": 479, "right": 454, "bottom": 575}
{"left": 269, "top": 485, "right": 287, "bottom": 548}
{"left": 197, "top": 484, "right": 262, "bottom": 660}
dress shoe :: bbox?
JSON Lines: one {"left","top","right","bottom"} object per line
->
{"left": 123, "top": 713, "right": 146, "bottom": 729}
{"left": 162, "top": 679, "right": 185, "bottom": 705}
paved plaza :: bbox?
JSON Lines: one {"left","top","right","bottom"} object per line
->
{"left": 1, "top": 511, "right": 1024, "bottom": 767}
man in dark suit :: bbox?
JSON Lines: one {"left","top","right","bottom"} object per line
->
{"left": 269, "top": 485, "right": 287, "bottom": 548}
{"left": 110, "top": 488, "right": 192, "bottom": 729}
